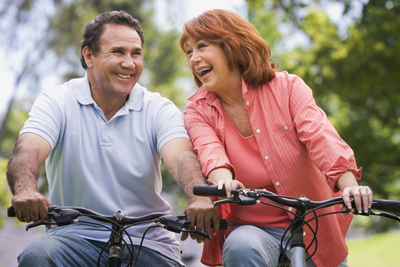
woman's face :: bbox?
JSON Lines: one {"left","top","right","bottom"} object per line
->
{"left": 186, "top": 37, "right": 241, "bottom": 94}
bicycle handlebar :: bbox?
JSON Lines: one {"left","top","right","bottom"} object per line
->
{"left": 7, "top": 205, "right": 229, "bottom": 234}
{"left": 193, "top": 185, "right": 400, "bottom": 215}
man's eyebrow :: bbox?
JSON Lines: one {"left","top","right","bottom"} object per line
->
{"left": 110, "top": 46, "right": 142, "bottom": 51}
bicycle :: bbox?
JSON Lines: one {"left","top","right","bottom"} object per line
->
{"left": 193, "top": 185, "right": 400, "bottom": 267}
{"left": 7, "top": 205, "right": 228, "bottom": 267}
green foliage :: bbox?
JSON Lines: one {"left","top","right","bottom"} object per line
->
{"left": 0, "top": 106, "right": 29, "bottom": 158}
{"left": 0, "top": 158, "right": 13, "bottom": 227}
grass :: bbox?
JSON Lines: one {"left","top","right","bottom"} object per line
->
{"left": 347, "top": 230, "right": 400, "bottom": 267}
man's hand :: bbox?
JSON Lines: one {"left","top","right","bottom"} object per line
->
{"left": 182, "top": 197, "right": 219, "bottom": 244}
{"left": 11, "top": 190, "right": 52, "bottom": 223}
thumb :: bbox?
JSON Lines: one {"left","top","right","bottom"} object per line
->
{"left": 207, "top": 179, "right": 217, "bottom": 185}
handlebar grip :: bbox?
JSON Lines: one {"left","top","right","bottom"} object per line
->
{"left": 193, "top": 185, "right": 227, "bottom": 197}
{"left": 372, "top": 199, "right": 400, "bottom": 213}
{"left": 7, "top": 206, "right": 16, "bottom": 217}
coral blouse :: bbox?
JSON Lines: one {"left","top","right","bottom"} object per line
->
{"left": 223, "top": 110, "right": 290, "bottom": 228}
{"left": 184, "top": 72, "right": 361, "bottom": 267}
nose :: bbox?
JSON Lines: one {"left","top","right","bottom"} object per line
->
{"left": 121, "top": 54, "right": 135, "bottom": 69}
{"left": 189, "top": 50, "right": 201, "bottom": 65}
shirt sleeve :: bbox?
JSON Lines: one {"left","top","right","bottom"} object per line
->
{"left": 154, "top": 98, "right": 190, "bottom": 153}
{"left": 184, "top": 102, "right": 236, "bottom": 178}
{"left": 288, "top": 75, "right": 361, "bottom": 191}
{"left": 20, "top": 90, "right": 63, "bottom": 149}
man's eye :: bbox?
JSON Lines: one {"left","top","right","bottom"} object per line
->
{"left": 113, "top": 50, "right": 123, "bottom": 54}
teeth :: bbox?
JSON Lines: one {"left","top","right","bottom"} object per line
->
{"left": 197, "top": 67, "right": 212, "bottom": 74}
{"left": 116, "top": 74, "right": 131, "bottom": 79}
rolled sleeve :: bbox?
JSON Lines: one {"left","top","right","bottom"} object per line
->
{"left": 184, "top": 102, "right": 236, "bottom": 178}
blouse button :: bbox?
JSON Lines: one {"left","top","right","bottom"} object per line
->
{"left": 256, "top": 129, "right": 261, "bottom": 134}
{"left": 264, "top": 155, "right": 269, "bottom": 160}
{"left": 284, "top": 125, "right": 288, "bottom": 130}
{"left": 246, "top": 101, "right": 250, "bottom": 106}
{"left": 275, "top": 181, "right": 280, "bottom": 186}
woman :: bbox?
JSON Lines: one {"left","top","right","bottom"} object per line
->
{"left": 180, "top": 9, "right": 372, "bottom": 267}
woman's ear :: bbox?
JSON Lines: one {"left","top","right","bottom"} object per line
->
{"left": 82, "top": 46, "right": 94, "bottom": 68}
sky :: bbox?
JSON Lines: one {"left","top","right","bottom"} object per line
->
{"left": 0, "top": 0, "right": 246, "bottom": 115}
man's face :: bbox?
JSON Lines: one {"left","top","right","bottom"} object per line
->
{"left": 86, "top": 23, "right": 143, "bottom": 100}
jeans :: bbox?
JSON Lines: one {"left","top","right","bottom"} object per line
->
{"left": 222, "top": 224, "right": 348, "bottom": 267}
{"left": 18, "top": 233, "right": 184, "bottom": 267}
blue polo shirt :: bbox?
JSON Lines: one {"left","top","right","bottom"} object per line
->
{"left": 20, "top": 74, "right": 189, "bottom": 264}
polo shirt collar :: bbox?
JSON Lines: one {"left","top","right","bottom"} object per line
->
{"left": 74, "top": 73, "right": 143, "bottom": 111}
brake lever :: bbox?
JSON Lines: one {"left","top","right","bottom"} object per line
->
{"left": 48, "top": 208, "right": 82, "bottom": 226}
{"left": 26, "top": 221, "right": 57, "bottom": 231}
{"left": 158, "top": 214, "right": 190, "bottom": 233}
{"left": 182, "top": 229, "right": 212, "bottom": 240}
{"left": 214, "top": 194, "right": 260, "bottom": 207}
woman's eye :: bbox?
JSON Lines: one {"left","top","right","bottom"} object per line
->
{"left": 186, "top": 50, "right": 193, "bottom": 56}
{"left": 198, "top": 43, "right": 207, "bottom": 49}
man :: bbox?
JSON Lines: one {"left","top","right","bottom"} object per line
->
{"left": 7, "top": 11, "right": 217, "bottom": 267}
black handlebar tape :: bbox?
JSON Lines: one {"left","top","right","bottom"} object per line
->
{"left": 193, "top": 185, "right": 227, "bottom": 197}
{"left": 7, "top": 206, "right": 16, "bottom": 217}
{"left": 371, "top": 199, "right": 400, "bottom": 213}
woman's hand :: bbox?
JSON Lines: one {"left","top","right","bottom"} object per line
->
{"left": 207, "top": 167, "right": 245, "bottom": 197}
{"left": 341, "top": 185, "right": 373, "bottom": 215}
{"left": 336, "top": 171, "right": 373, "bottom": 216}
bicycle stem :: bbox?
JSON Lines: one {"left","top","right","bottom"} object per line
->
{"left": 289, "top": 195, "right": 308, "bottom": 267}
{"left": 107, "top": 223, "right": 123, "bottom": 267}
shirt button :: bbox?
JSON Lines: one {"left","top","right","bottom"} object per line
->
{"left": 246, "top": 101, "right": 250, "bottom": 106}
{"left": 105, "top": 126, "right": 109, "bottom": 130}
{"left": 303, "top": 232, "right": 306, "bottom": 236}
{"left": 284, "top": 125, "right": 288, "bottom": 130}
{"left": 275, "top": 181, "right": 280, "bottom": 186}
{"left": 256, "top": 129, "right": 261, "bottom": 133}
{"left": 264, "top": 155, "right": 269, "bottom": 160}
{"left": 288, "top": 207, "right": 293, "bottom": 211}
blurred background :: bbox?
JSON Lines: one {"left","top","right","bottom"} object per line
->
{"left": 0, "top": 0, "right": 399, "bottom": 266}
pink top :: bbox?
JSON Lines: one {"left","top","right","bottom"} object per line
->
{"left": 184, "top": 72, "right": 361, "bottom": 267}
{"left": 223, "top": 110, "right": 290, "bottom": 228}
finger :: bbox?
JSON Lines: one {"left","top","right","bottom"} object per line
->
{"left": 39, "top": 203, "right": 49, "bottom": 221}
{"left": 211, "top": 214, "right": 219, "bottom": 236}
{"left": 360, "top": 187, "right": 371, "bottom": 213}
{"left": 340, "top": 204, "right": 349, "bottom": 218}
{"left": 181, "top": 232, "right": 188, "bottom": 241}
{"left": 368, "top": 188, "right": 373, "bottom": 208}
{"left": 203, "top": 215, "right": 211, "bottom": 240}
{"left": 195, "top": 216, "right": 204, "bottom": 244}
{"left": 351, "top": 189, "right": 362, "bottom": 213}
{"left": 223, "top": 181, "right": 232, "bottom": 198}
{"left": 22, "top": 208, "right": 32, "bottom": 223}
{"left": 30, "top": 206, "right": 40, "bottom": 222}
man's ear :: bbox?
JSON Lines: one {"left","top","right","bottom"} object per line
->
{"left": 82, "top": 46, "right": 94, "bottom": 68}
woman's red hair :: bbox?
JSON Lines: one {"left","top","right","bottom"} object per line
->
{"left": 180, "top": 9, "right": 277, "bottom": 88}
